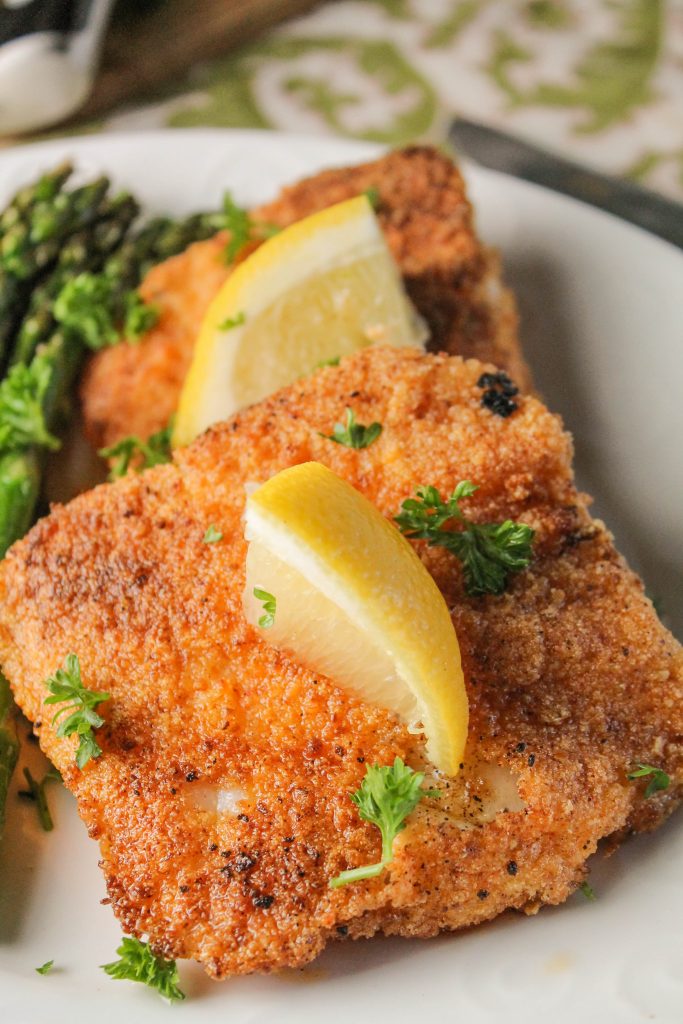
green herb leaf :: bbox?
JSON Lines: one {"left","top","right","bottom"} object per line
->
{"left": 579, "top": 881, "right": 596, "bottom": 901}
{"left": 315, "top": 356, "right": 340, "bottom": 369}
{"left": 35, "top": 960, "right": 54, "bottom": 975}
{"left": 221, "top": 193, "right": 252, "bottom": 264}
{"left": 363, "top": 186, "right": 381, "bottom": 210}
{"left": 43, "top": 654, "right": 110, "bottom": 769}
{"left": 395, "top": 481, "right": 534, "bottom": 596}
{"left": 54, "top": 272, "right": 158, "bottom": 350}
{"left": 253, "top": 587, "right": 276, "bottom": 629}
{"left": 18, "top": 765, "right": 59, "bottom": 831}
{"left": 203, "top": 525, "right": 223, "bottom": 544}
{"left": 218, "top": 311, "right": 246, "bottom": 331}
{"left": 0, "top": 354, "right": 61, "bottom": 453}
{"left": 219, "top": 193, "right": 282, "bottom": 263}
{"left": 320, "top": 408, "right": 382, "bottom": 450}
{"left": 329, "top": 757, "right": 437, "bottom": 888}
{"left": 627, "top": 763, "right": 670, "bottom": 799}
{"left": 100, "top": 422, "right": 173, "bottom": 479}
{"left": 101, "top": 937, "right": 185, "bottom": 1002}
{"left": 123, "top": 291, "right": 160, "bottom": 340}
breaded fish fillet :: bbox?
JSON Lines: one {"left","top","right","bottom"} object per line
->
{"left": 1, "top": 348, "right": 681, "bottom": 978}
{"left": 80, "top": 147, "right": 527, "bottom": 450}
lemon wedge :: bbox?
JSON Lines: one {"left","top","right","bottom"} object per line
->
{"left": 242, "top": 462, "right": 468, "bottom": 776}
{"left": 173, "top": 195, "right": 426, "bottom": 447}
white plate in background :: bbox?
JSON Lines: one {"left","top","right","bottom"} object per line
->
{"left": 0, "top": 130, "right": 681, "bottom": 1024}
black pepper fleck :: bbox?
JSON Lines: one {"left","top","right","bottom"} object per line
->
{"left": 515, "top": 742, "right": 526, "bottom": 752}
{"left": 234, "top": 852, "right": 256, "bottom": 872}
{"left": 237, "top": 813, "right": 249, "bottom": 822}
{"left": 528, "top": 754, "right": 536, "bottom": 766}
{"left": 209, "top": 843, "right": 218, "bottom": 851}
{"left": 185, "top": 771, "right": 198, "bottom": 782}
{"left": 337, "top": 925, "right": 349, "bottom": 936}
{"left": 253, "top": 894, "right": 274, "bottom": 909}
{"left": 477, "top": 889, "right": 489, "bottom": 900}
{"left": 179, "top": 884, "right": 190, "bottom": 893}
{"left": 507, "top": 860, "right": 518, "bottom": 876}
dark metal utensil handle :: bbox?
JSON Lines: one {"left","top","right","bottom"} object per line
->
{"left": 449, "top": 117, "right": 683, "bottom": 250}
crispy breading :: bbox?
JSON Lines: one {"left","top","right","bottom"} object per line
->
{"left": 1, "top": 348, "right": 681, "bottom": 978}
{"left": 80, "top": 147, "right": 527, "bottom": 450}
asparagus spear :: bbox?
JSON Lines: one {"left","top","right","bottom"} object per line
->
{"left": 0, "top": 174, "right": 113, "bottom": 361}
{"left": 0, "top": 176, "right": 110, "bottom": 280}
{"left": 10, "top": 193, "right": 140, "bottom": 367}
{"left": 0, "top": 161, "right": 73, "bottom": 237}
{"left": 0, "top": 671, "right": 19, "bottom": 838}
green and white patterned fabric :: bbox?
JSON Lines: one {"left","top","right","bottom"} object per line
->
{"left": 100, "top": 1, "right": 682, "bottom": 199}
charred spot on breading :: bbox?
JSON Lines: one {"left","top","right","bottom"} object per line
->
{"left": 477, "top": 370, "right": 520, "bottom": 418}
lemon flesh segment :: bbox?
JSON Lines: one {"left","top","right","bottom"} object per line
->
{"left": 173, "top": 195, "right": 426, "bottom": 447}
{"left": 242, "top": 462, "right": 468, "bottom": 776}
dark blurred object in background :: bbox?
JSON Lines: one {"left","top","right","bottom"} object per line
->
{"left": 0, "top": 0, "right": 321, "bottom": 137}
{"left": 0, "top": 0, "right": 115, "bottom": 134}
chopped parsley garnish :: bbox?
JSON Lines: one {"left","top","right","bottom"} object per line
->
{"left": 203, "top": 525, "right": 223, "bottom": 544}
{"left": 101, "top": 936, "right": 185, "bottom": 1002}
{"left": 315, "top": 356, "right": 340, "bottom": 369}
{"left": 579, "top": 881, "right": 596, "bottom": 901}
{"left": 44, "top": 654, "right": 110, "bottom": 769}
{"left": 320, "top": 408, "right": 382, "bottom": 450}
{"left": 395, "top": 481, "right": 534, "bottom": 596}
{"left": 254, "top": 587, "right": 276, "bottom": 629}
{"left": 218, "top": 311, "right": 246, "bottom": 330}
{"left": 18, "top": 766, "right": 60, "bottom": 831}
{"left": 221, "top": 193, "right": 252, "bottom": 263}
{"left": 54, "top": 272, "right": 159, "bottom": 350}
{"left": 363, "top": 186, "right": 380, "bottom": 209}
{"left": 100, "top": 422, "right": 173, "bottom": 479}
{"left": 220, "top": 192, "right": 281, "bottom": 263}
{"left": 0, "top": 355, "right": 60, "bottom": 453}
{"left": 627, "top": 763, "right": 670, "bottom": 798}
{"left": 329, "top": 757, "right": 437, "bottom": 888}
{"left": 35, "top": 960, "right": 54, "bottom": 975}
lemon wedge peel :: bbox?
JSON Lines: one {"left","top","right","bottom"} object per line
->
{"left": 242, "top": 462, "right": 468, "bottom": 776}
{"left": 173, "top": 195, "right": 426, "bottom": 447}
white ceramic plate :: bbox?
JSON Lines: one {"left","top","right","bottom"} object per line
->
{"left": 0, "top": 130, "right": 681, "bottom": 1024}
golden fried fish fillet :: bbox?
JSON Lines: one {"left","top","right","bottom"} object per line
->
{"left": 80, "top": 147, "right": 527, "bottom": 450}
{"left": 1, "top": 348, "right": 681, "bottom": 979}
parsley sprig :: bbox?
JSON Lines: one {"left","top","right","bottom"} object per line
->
{"left": 101, "top": 937, "right": 185, "bottom": 1002}
{"left": 100, "top": 422, "right": 173, "bottom": 479}
{"left": 54, "top": 272, "right": 159, "bottom": 350}
{"left": 44, "top": 654, "right": 110, "bottom": 769}
{"left": 0, "top": 355, "right": 60, "bottom": 453}
{"left": 628, "top": 763, "right": 670, "bottom": 798}
{"left": 254, "top": 587, "right": 276, "bottom": 629}
{"left": 220, "top": 193, "right": 280, "bottom": 264}
{"left": 35, "top": 960, "right": 54, "bottom": 975}
{"left": 395, "top": 481, "right": 534, "bottom": 596}
{"left": 320, "top": 408, "right": 382, "bottom": 450}
{"left": 330, "top": 757, "right": 437, "bottom": 888}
